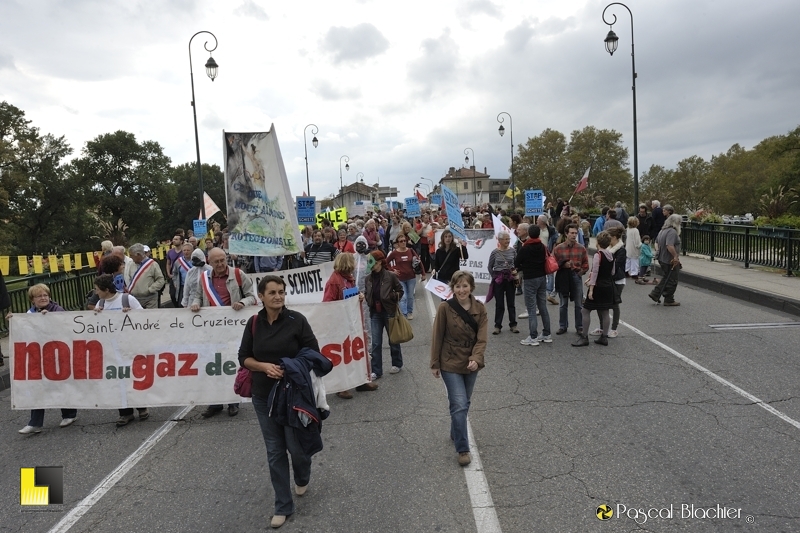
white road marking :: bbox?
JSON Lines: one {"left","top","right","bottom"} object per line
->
{"left": 426, "top": 290, "right": 503, "bottom": 533}
{"left": 621, "top": 320, "right": 800, "bottom": 431}
{"left": 47, "top": 405, "right": 195, "bottom": 533}
{"left": 708, "top": 322, "right": 800, "bottom": 330}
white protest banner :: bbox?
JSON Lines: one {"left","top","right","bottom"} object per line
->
{"left": 350, "top": 201, "right": 367, "bottom": 217}
{"left": 245, "top": 261, "right": 335, "bottom": 305}
{"left": 224, "top": 127, "right": 303, "bottom": 256}
{"left": 492, "top": 214, "right": 518, "bottom": 248}
{"left": 425, "top": 277, "right": 453, "bottom": 300}
{"left": 10, "top": 299, "right": 368, "bottom": 410}
{"left": 434, "top": 229, "right": 495, "bottom": 284}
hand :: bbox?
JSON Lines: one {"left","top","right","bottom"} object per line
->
{"left": 431, "top": 369, "right": 440, "bottom": 378}
{"left": 264, "top": 362, "right": 284, "bottom": 379}
{"left": 587, "top": 288, "right": 594, "bottom": 300}
{"left": 122, "top": 307, "right": 132, "bottom": 312}
{"left": 232, "top": 301, "right": 244, "bottom": 311}
{"left": 467, "top": 360, "right": 478, "bottom": 372}
{"left": 190, "top": 303, "right": 200, "bottom": 312}
{"left": 39, "top": 310, "right": 49, "bottom": 315}
{"left": 565, "top": 261, "right": 572, "bottom": 269}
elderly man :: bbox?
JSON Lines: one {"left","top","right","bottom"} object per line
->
{"left": 123, "top": 243, "right": 165, "bottom": 309}
{"left": 553, "top": 224, "right": 589, "bottom": 335}
{"left": 191, "top": 247, "right": 257, "bottom": 417}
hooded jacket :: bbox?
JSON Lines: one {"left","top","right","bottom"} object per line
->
{"left": 181, "top": 249, "right": 212, "bottom": 308}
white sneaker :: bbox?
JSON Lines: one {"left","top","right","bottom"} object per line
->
{"left": 389, "top": 366, "right": 401, "bottom": 374}
{"left": 60, "top": 417, "right": 77, "bottom": 427}
{"left": 608, "top": 330, "right": 618, "bottom": 338}
{"left": 407, "top": 313, "right": 413, "bottom": 320}
{"left": 589, "top": 328, "right": 603, "bottom": 336}
{"left": 520, "top": 336, "right": 540, "bottom": 346}
{"left": 535, "top": 335, "right": 553, "bottom": 343}
{"left": 370, "top": 372, "right": 379, "bottom": 380}
{"left": 518, "top": 311, "right": 529, "bottom": 318}
{"left": 19, "top": 425, "right": 42, "bottom": 434}
{"left": 536, "top": 308, "right": 540, "bottom": 315}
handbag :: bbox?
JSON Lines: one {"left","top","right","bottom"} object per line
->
{"left": 234, "top": 316, "right": 257, "bottom": 397}
{"left": 389, "top": 313, "right": 414, "bottom": 344}
{"left": 544, "top": 247, "right": 559, "bottom": 275}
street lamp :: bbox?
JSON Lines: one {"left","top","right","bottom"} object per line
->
{"left": 189, "top": 31, "right": 218, "bottom": 220}
{"left": 339, "top": 155, "right": 350, "bottom": 208}
{"left": 303, "top": 124, "right": 319, "bottom": 197}
{"left": 603, "top": 2, "right": 639, "bottom": 209}
{"left": 497, "top": 112, "right": 516, "bottom": 210}
{"left": 464, "top": 148, "right": 476, "bottom": 206}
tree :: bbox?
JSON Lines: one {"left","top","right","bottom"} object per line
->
{"left": 71, "top": 131, "right": 171, "bottom": 244}
{"left": 514, "top": 128, "right": 570, "bottom": 199}
{"left": 153, "top": 162, "right": 226, "bottom": 240}
{"left": 639, "top": 164, "right": 676, "bottom": 207}
{"left": 668, "top": 155, "right": 712, "bottom": 213}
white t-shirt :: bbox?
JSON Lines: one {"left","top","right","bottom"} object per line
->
{"left": 100, "top": 292, "right": 143, "bottom": 311}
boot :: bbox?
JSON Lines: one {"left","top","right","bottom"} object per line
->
{"left": 594, "top": 334, "right": 608, "bottom": 346}
{"left": 571, "top": 335, "right": 589, "bottom": 347}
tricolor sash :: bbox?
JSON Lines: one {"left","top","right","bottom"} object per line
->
{"left": 128, "top": 258, "right": 156, "bottom": 293}
{"left": 200, "top": 271, "right": 225, "bottom": 306}
{"left": 176, "top": 256, "right": 191, "bottom": 275}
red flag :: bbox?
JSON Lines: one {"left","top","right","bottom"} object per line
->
{"left": 574, "top": 164, "right": 591, "bottom": 194}
{"left": 416, "top": 190, "right": 426, "bottom": 202}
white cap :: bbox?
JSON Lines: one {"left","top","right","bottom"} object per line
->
{"left": 143, "top": 245, "right": 151, "bottom": 253}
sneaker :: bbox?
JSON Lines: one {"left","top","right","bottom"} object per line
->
{"left": 556, "top": 328, "right": 568, "bottom": 335}
{"left": 663, "top": 301, "right": 681, "bottom": 306}
{"left": 271, "top": 515, "right": 287, "bottom": 528}
{"left": 138, "top": 409, "right": 149, "bottom": 420}
{"left": 59, "top": 417, "right": 77, "bottom": 428}
{"left": 571, "top": 336, "right": 590, "bottom": 347}
{"left": 492, "top": 327, "right": 501, "bottom": 335}
{"left": 458, "top": 452, "right": 472, "bottom": 466}
{"left": 389, "top": 366, "right": 401, "bottom": 374}
{"left": 19, "top": 425, "right": 42, "bottom": 434}
{"left": 518, "top": 311, "right": 529, "bottom": 318}
{"left": 295, "top": 483, "right": 308, "bottom": 496}
{"left": 407, "top": 313, "right": 413, "bottom": 320}
{"left": 536, "top": 308, "right": 540, "bottom": 315}
{"left": 589, "top": 328, "right": 603, "bottom": 336}
{"left": 520, "top": 336, "right": 540, "bottom": 346}
{"left": 608, "top": 330, "right": 618, "bottom": 338}
{"left": 534, "top": 334, "right": 553, "bottom": 343}
{"left": 510, "top": 326, "right": 519, "bottom": 334}
{"left": 116, "top": 415, "right": 135, "bottom": 427}
{"left": 371, "top": 372, "right": 380, "bottom": 380}
{"left": 228, "top": 405, "right": 239, "bottom": 416}
{"left": 547, "top": 295, "right": 558, "bottom": 305}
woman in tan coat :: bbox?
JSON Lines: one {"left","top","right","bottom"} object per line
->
{"left": 430, "top": 271, "right": 488, "bottom": 466}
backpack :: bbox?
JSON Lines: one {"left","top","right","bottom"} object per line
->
{"left": 97, "top": 293, "right": 130, "bottom": 310}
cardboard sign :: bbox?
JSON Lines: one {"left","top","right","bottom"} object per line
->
{"left": 296, "top": 196, "right": 317, "bottom": 225}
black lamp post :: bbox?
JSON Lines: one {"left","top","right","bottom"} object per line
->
{"left": 497, "top": 112, "right": 515, "bottom": 210}
{"left": 339, "top": 155, "right": 350, "bottom": 208}
{"left": 603, "top": 2, "right": 639, "bottom": 209}
{"left": 303, "top": 124, "right": 319, "bottom": 197}
{"left": 464, "top": 147, "right": 476, "bottom": 207}
{"left": 189, "top": 31, "right": 219, "bottom": 220}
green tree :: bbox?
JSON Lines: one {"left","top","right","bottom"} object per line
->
{"left": 153, "top": 162, "right": 226, "bottom": 240}
{"left": 639, "top": 164, "right": 676, "bottom": 207}
{"left": 71, "top": 131, "right": 171, "bottom": 244}
{"left": 668, "top": 155, "right": 712, "bottom": 213}
{"left": 514, "top": 128, "right": 570, "bottom": 199}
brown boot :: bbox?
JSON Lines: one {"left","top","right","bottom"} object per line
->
{"left": 355, "top": 382, "right": 378, "bottom": 392}
{"left": 337, "top": 390, "right": 354, "bottom": 399}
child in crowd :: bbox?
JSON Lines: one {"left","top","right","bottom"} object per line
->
{"left": 637, "top": 235, "right": 654, "bottom": 284}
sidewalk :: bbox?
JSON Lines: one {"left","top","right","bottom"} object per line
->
{"left": 587, "top": 237, "right": 800, "bottom": 317}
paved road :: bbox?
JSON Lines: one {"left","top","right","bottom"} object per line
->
{"left": 2, "top": 278, "right": 800, "bottom": 532}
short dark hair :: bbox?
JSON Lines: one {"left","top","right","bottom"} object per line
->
{"left": 601, "top": 206, "right": 609, "bottom": 215}
{"left": 528, "top": 225, "right": 541, "bottom": 239}
{"left": 607, "top": 209, "right": 617, "bottom": 219}
{"left": 95, "top": 274, "right": 117, "bottom": 293}
{"left": 258, "top": 275, "right": 285, "bottom": 295}
{"left": 100, "top": 255, "right": 124, "bottom": 275}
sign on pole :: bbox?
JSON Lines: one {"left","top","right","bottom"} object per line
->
{"left": 525, "top": 189, "right": 544, "bottom": 218}
{"left": 441, "top": 185, "right": 466, "bottom": 241}
{"left": 430, "top": 194, "right": 442, "bottom": 207}
{"left": 316, "top": 207, "right": 347, "bottom": 226}
{"left": 193, "top": 219, "right": 208, "bottom": 239}
{"left": 296, "top": 196, "right": 316, "bottom": 225}
{"left": 405, "top": 197, "right": 421, "bottom": 218}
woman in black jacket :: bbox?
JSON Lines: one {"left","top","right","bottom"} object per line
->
{"left": 239, "top": 275, "right": 320, "bottom": 529}
{"left": 365, "top": 251, "right": 404, "bottom": 379}
{"left": 432, "top": 229, "right": 468, "bottom": 284}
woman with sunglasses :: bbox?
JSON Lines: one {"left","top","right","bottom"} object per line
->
{"left": 386, "top": 234, "right": 425, "bottom": 320}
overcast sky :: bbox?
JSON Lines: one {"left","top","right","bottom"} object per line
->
{"left": 2, "top": 0, "right": 798, "bottom": 203}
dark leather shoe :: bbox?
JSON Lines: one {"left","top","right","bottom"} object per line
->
{"left": 228, "top": 405, "right": 239, "bottom": 416}
{"left": 571, "top": 336, "right": 589, "bottom": 347}
{"left": 556, "top": 328, "right": 568, "bottom": 335}
{"left": 337, "top": 390, "right": 354, "bottom": 399}
{"left": 594, "top": 335, "right": 608, "bottom": 346}
{"left": 648, "top": 292, "right": 660, "bottom": 303}
{"left": 201, "top": 407, "right": 222, "bottom": 418}
{"left": 663, "top": 301, "right": 681, "bottom": 306}
{"left": 355, "top": 382, "right": 378, "bottom": 392}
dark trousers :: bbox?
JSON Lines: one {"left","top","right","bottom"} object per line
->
{"left": 119, "top": 408, "right": 148, "bottom": 416}
{"left": 420, "top": 245, "right": 432, "bottom": 272}
{"left": 652, "top": 261, "right": 679, "bottom": 302}
{"left": 493, "top": 278, "right": 517, "bottom": 328}
{"left": 168, "top": 278, "right": 180, "bottom": 308}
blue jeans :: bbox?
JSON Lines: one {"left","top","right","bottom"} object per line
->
{"left": 546, "top": 273, "right": 555, "bottom": 296}
{"left": 28, "top": 409, "right": 77, "bottom": 427}
{"left": 523, "top": 276, "right": 550, "bottom": 337}
{"left": 558, "top": 271, "right": 584, "bottom": 331}
{"left": 370, "top": 310, "right": 403, "bottom": 377}
{"left": 252, "top": 395, "right": 311, "bottom": 516}
{"left": 440, "top": 371, "right": 478, "bottom": 454}
{"left": 398, "top": 277, "right": 417, "bottom": 316}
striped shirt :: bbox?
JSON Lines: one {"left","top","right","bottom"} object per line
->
{"left": 488, "top": 247, "right": 516, "bottom": 274}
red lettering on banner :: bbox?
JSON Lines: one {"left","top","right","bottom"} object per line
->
{"left": 178, "top": 353, "right": 199, "bottom": 376}
{"left": 320, "top": 337, "right": 366, "bottom": 367}
{"left": 14, "top": 340, "right": 105, "bottom": 381}
{"left": 156, "top": 353, "right": 175, "bottom": 377}
{"left": 132, "top": 354, "right": 155, "bottom": 390}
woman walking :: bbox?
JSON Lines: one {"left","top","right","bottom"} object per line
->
{"left": 430, "top": 271, "right": 487, "bottom": 466}
{"left": 365, "top": 251, "right": 404, "bottom": 379}
{"left": 487, "top": 231, "right": 518, "bottom": 334}
{"left": 432, "top": 229, "right": 468, "bottom": 284}
{"left": 573, "top": 232, "right": 615, "bottom": 347}
{"left": 386, "top": 234, "right": 424, "bottom": 319}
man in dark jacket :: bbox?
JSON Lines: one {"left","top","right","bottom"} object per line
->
{"left": 514, "top": 225, "right": 552, "bottom": 346}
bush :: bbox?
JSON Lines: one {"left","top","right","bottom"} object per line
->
{"left": 701, "top": 213, "right": 724, "bottom": 224}
{"left": 754, "top": 215, "right": 800, "bottom": 229}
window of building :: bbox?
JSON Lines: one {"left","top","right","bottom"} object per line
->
{"left": 463, "top": 181, "right": 469, "bottom": 190}
{"left": 477, "top": 181, "right": 482, "bottom": 190}
{"left": 489, "top": 193, "right": 500, "bottom": 203}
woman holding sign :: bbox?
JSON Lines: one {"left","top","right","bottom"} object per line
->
{"left": 323, "top": 253, "right": 378, "bottom": 400}
{"left": 430, "top": 271, "right": 487, "bottom": 466}
{"left": 432, "top": 229, "right": 468, "bottom": 284}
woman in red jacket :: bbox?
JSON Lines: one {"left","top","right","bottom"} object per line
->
{"left": 386, "top": 234, "right": 425, "bottom": 319}
{"left": 333, "top": 228, "right": 355, "bottom": 254}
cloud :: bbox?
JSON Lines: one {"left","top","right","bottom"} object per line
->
{"left": 0, "top": 53, "right": 15, "bottom": 71}
{"left": 457, "top": 0, "right": 502, "bottom": 28}
{"left": 310, "top": 79, "right": 362, "bottom": 101}
{"left": 321, "top": 23, "right": 389, "bottom": 64}
{"left": 234, "top": 0, "right": 269, "bottom": 21}
{"left": 407, "top": 30, "right": 460, "bottom": 97}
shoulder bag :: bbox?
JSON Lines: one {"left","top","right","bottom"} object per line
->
{"left": 234, "top": 316, "right": 256, "bottom": 397}
{"left": 389, "top": 313, "right": 414, "bottom": 344}
{"left": 544, "top": 247, "right": 559, "bottom": 275}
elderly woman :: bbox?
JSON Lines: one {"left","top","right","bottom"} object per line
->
{"left": 572, "top": 232, "right": 615, "bottom": 347}
{"left": 346, "top": 223, "right": 360, "bottom": 243}
{"left": 649, "top": 213, "right": 683, "bottom": 306}
{"left": 488, "top": 231, "right": 518, "bottom": 335}
{"left": 430, "top": 271, "right": 488, "bottom": 466}
{"left": 239, "top": 275, "right": 323, "bottom": 529}
{"left": 16, "top": 284, "right": 77, "bottom": 434}
{"left": 333, "top": 228, "right": 355, "bottom": 254}
{"left": 365, "top": 250, "right": 404, "bottom": 379}
{"left": 362, "top": 219, "right": 381, "bottom": 251}
{"left": 323, "top": 253, "right": 377, "bottom": 399}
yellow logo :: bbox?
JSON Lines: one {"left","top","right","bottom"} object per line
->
{"left": 597, "top": 504, "right": 614, "bottom": 520}
{"left": 20, "top": 467, "right": 63, "bottom": 506}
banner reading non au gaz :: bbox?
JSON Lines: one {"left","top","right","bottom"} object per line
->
{"left": 10, "top": 298, "right": 368, "bottom": 410}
